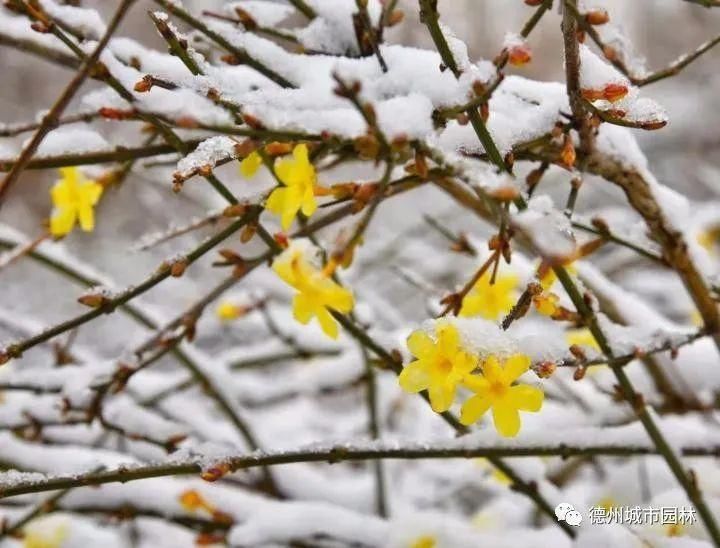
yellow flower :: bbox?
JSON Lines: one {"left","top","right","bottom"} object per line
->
{"left": 179, "top": 489, "right": 214, "bottom": 514}
{"left": 459, "top": 271, "right": 518, "bottom": 320}
{"left": 539, "top": 262, "right": 577, "bottom": 290}
{"left": 410, "top": 536, "right": 437, "bottom": 548}
{"left": 690, "top": 309, "right": 703, "bottom": 327}
{"left": 272, "top": 241, "right": 354, "bottom": 339}
{"left": 697, "top": 227, "right": 719, "bottom": 253}
{"left": 666, "top": 522, "right": 685, "bottom": 537}
{"left": 23, "top": 517, "right": 68, "bottom": 548}
{"left": 216, "top": 301, "right": 247, "bottom": 322}
{"left": 533, "top": 292, "right": 560, "bottom": 317}
{"left": 266, "top": 144, "right": 318, "bottom": 230}
{"left": 49, "top": 167, "right": 103, "bottom": 237}
{"left": 240, "top": 151, "right": 263, "bottom": 178}
{"left": 460, "top": 354, "right": 543, "bottom": 437}
{"left": 399, "top": 322, "right": 478, "bottom": 413}
{"left": 566, "top": 328, "right": 600, "bottom": 351}
{"left": 475, "top": 458, "right": 511, "bottom": 485}
{"left": 596, "top": 496, "right": 617, "bottom": 512}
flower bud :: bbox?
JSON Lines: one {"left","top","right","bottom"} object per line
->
{"left": 602, "top": 83, "right": 629, "bottom": 103}
{"left": 265, "top": 142, "right": 293, "bottom": 157}
{"left": 170, "top": 258, "right": 188, "bottom": 278}
{"left": 387, "top": 10, "right": 404, "bottom": 26}
{"left": 201, "top": 462, "right": 231, "bottom": 482}
{"left": 134, "top": 75, "right": 153, "bottom": 93}
{"left": 560, "top": 134, "right": 576, "bottom": 169}
{"left": 585, "top": 9, "right": 609, "bottom": 25}
{"left": 223, "top": 203, "right": 249, "bottom": 217}
{"left": 507, "top": 44, "right": 532, "bottom": 67}
{"left": 533, "top": 361, "right": 557, "bottom": 379}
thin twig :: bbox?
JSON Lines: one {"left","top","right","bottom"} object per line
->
{"left": 360, "top": 346, "right": 388, "bottom": 517}
{"left": 2, "top": 441, "right": 719, "bottom": 499}
{"left": 417, "top": 0, "right": 508, "bottom": 173}
{"left": 153, "top": 0, "right": 295, "bottom": 88}
{"left": 553, "top": 267, "right": 720, "bottom": 544}
{"left": 0, "top": 0, "right": 137, "bottom": 204}
{"left": 0, "top": 208, "right": 262, "bottom": 363}
{"left": 562, "top": 0, "right": 594, "bottom": 153}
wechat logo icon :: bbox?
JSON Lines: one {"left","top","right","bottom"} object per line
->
{"left": 555, "top": 502, "right": 583, "bottom": 526}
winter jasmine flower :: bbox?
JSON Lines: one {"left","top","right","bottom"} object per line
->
{"left": 216, "top": 300, "right": 247, "bottom": 322}
{"left": 239, "top": 150, "right": 263, "bottom": 178}
{"left": 566, "top": 328, "right": 600, "bottom": 351}
{"left": 533, "top": 291, "right": 560, "bottom": 317}
{"left": 460, "top": 354, "right": 543, "bottom": 437}
{"left": 459, "top": 271, "right": 518, "bottom": 320}
{"left": 540, "top": 265, "right": 577, "bottom": 291}
{"left": 179, "top": 489, "right": 214, "bottom": 513}
{"left": 272, "top": 240, "right": 354, "bottom": 339}
{"left": 399, "top": 322, "right": 478, "bottom": 413}
{"left": 410, "top": 535, "right": 437, "bottom": 548}
{"left": 266, "top": 144, "right": 318, "bottom": 230}
{"left": 475, "top": 458, "right": 511, "bottom": 485}
{"left": 23, "top": 516, "right": 68, "bottom": 548}
{"left": 49, "top": 167, "right": 103, "bottom": 237}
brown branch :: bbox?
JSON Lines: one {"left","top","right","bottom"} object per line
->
{"left": 153, "top": 0, "right": 295, "bottom": 88}
{"left": 566, "top": 1, "right": 720, "bottom": 87}
{"left": 0, "top": 207, "right": 262, "bottom": 364}
{"left": 417, "top": 0, "right": 508, "bottom": 173}
{"left": 581, "top": 151, "right": 720, "bottom": 351}
{"left": 0, "top": 30, "right": 79, "bottom": 69}
{"left": 562, "top": 0, "right": 594, "bottom": 153}
{"left": 0, "top": 0, "right": 138, "bottom": 204}
{"left": 2, "top": 441, "right": 720, "bottom": 499}
{"left": 0, "top": 111, "right": 99, "bottom": 138}
{"left": 0, "top": 141, "right": 203, "bottom": 172}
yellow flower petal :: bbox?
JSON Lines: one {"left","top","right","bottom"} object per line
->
{"left": 454, "top": 350, "right": 478, "bottom": 375}
{"left": 437, "top": 323, "right": 460, "bottom": 354}
{"left": 502, "top": 354, "right": 530, "bottom": 384}
{"left": 50, "top": 208, "right": 77, "bottom": 237}
{"left": 398, "top": 360, "right": 431, "bottom": 393}
{"left": 323, "top": 283, "right": 354, "bottom": 313}
{"left": 22, "top": 517, "right": 68, "bottom": 548}
{"left": 301, "top": 183, "right": 317, "bottom": 217}
{"left": 459, "top": 271, "right": 517, "bottom": 320}
{"left": 407, "top": 331, "right": 434, "bottom": 359}
{"left": 216, "top": 301, "right": 241, "bottom": 322}
{"left": 410, "top": 536, "right": 437, "bottom": 548}
{"left": 240, "top": 151, "right": 263, "bottom": 178}
{"left": 292, "top": 292, "right": 315, "bottom": 324}
{"left": 48, "top": 168, "right": 102, "bottom": 237}
{"left": 272, "top": 241, "right": 354, "bottom": 340}
{"left": 77, "top": 202, "right": 95, "bottom": 232}
{"left": 462, "top": 374, "right": 489, "bottom": 393}
{"left": 460, "top": 394, "right": 492, "bottom": 425}
{"left": 481, "top": 355, "right": 502, "bottom": 382}
{"left": 315, "top": 306, "right": 339, "bottom": 339}
{"left": 566, "top": 328, "right": 600, "bottom": 351}
{"left": 83, "top": 181, "right": 103, "bottom": 205}
{"left": 508, "top": 384, "right": 544, "bottom": 412}
{"left": 399, "top": 323, "right": 476, "bottom": 412}
{"left": 265, "top": 186, "right": 287, "bottom": 216}
{"left": 492, "top": 400, "right": 521, "bottom": 437}
{"left": 428, "top": 381, "right": 455, "bottom": 413}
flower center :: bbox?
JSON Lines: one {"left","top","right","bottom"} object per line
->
{"left": 488, "top": 380, "right": 508, "bottom": 398}
{"left": 436, "top": 357, "right": 453, "bottom": 375}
